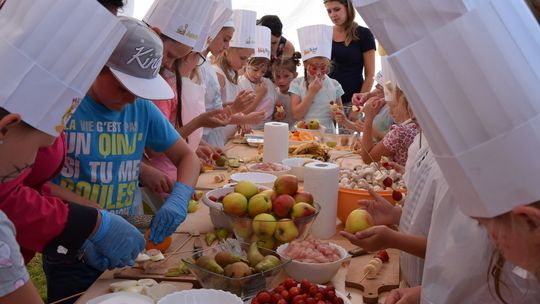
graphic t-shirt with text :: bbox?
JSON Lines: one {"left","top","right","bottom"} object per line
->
{"left": 53, "top": 95, "right": 179, "bottom": 214}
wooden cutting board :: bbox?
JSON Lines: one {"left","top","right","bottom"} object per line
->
{"left": 114, "top": 232, "right": 209, "bottom": 284}
{"left": 345, "top": 249, "right": 400, "bottom": 304}
{"left": 196, "top": 171, "right": 231, "bottom": 190}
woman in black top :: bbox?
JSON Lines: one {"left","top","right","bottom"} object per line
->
{"left": 324, "top": 0, "right": 376, "bottom": 105}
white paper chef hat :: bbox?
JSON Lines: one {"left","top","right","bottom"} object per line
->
{"left": 253, "top": 26, "right": 271, "bottom": 59}
{"left": 297, "top": 24, "right": 333, "bottom": 61}
{"left": 0, "top": 0, "right": 125, "bottom": 136}
{"left": 143, "top": 0, "right": 216, "bottom": 48}
{"left": 352, "top": 0, "right": 482, "bottom": 55}
{"left": 230, "top": 10, "right": 257, "bottom": 49}
{"left": 192, "top": 1, "right": 219, "bottom": 53}
{"left": 387, "top": 0, "right": 540, "bottom": 218}
{"left": 208, "top": 0, "right": 234, "bottom": 40}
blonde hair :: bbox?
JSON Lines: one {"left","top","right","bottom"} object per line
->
{"left": 215, "top": 48, "right": 240, "bottom": 85}
{"left": 324, "top": 0, "right": 359, "bottom": 46}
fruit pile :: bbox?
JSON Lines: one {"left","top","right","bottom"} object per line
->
{"left": 288, "top": 142, "right": 330, "bottom": 161}
{"left": 252, "top": 278, "right": 346, "bottom": 304}
{"left": 289, "top": 131, "right": 316, "bottom": 142}
{"left": 189, "top": 242, "right": 281, "bottom": 277}
{"left": 296, "top": 119, "right": 320, "bottom": 130}
{"left": 213, "top": 175, "right": 318, "bottom": 249}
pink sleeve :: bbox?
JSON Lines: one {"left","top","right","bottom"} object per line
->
{"left": 382, "top": 125, "right": 401, "bottom": 153}
{"left": 152, "top": 100, "right": 175, "bottom": 123}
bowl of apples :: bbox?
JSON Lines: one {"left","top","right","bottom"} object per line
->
{"left": 218, "top": 175, "right": 320, "bottom": 250}
{"left": 295, "top": 119, "right": 327, "bottom": 137}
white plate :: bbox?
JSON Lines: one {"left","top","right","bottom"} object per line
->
{"left": 158, "top": 289, "right": 243, "bottom": 304}
{"left": 87, "top": 292, "right": 153, "bottom": 304}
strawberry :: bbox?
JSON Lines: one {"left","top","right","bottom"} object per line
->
{"left": 211, "top": 153, "right": 220, "bottom": 160}
{"left": 392, "top": 190, "right": 403, "bottom": 201}
{"left": 375, "top": 250, "right": 389, "bottom": 263}
{"left": 383, "top": 177, "right": 393, "bottom": 188}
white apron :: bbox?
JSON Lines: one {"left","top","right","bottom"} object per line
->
{"left": 181, "top": 77, "right": 206, "bottom": 151}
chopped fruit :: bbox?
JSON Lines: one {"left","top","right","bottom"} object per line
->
{"left": 276, "top": 105, "right": 285, "bottom": 113}
{"left": 375, "top": 250, "right": 389, "bottom": 263}
{"left": 352, "top": 105, "right": 360, "bottom": 112}
{"left": 211, "top": 153, "right": 220, "bottom": 160}
{"left": 392, "top": 190, "right": 403, "bottom": 201}
{"left": 144, "top": 229, "right": 172, "bottom": 251}
{"left": 383, "top": 177, "right": 393, "bottom": 188}
{"left": 208, "top": 195, "right": 218, "bottom": 202}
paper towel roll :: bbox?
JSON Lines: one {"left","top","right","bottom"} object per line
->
{"left": 263, "top": 122, "right": 289, "bottom": 163}
{"left": 303, "top": 162, "right": 339, "bottom": 239}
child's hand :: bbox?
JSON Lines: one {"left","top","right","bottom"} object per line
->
{"left": 385, "top": 287, "right": 422, "bottom": 304}
{"left": 363, "top": 97, "right": 385, "bottom": 119}
{"left": 255, "top": 81, "right": 268, "bottom": 98}
{"left": 231, "top": 90, "right": 255, "bottom": 114}
{"left": 339, "top": 225, "right": 397, "bottom": 252}
{"left": 240, "top": 111, "right": 265, "bottom": 125}
{"left": 196, "top": 109, "right": 231, "bottom": 128}
{"left": 352, "top": 92, "right": 368, "bottom": 106}
{"left": 334, "top": 110, "right": 347, "bottom": 124}
{"left": 308, "top": 77, "right": 323, "bottom": 94}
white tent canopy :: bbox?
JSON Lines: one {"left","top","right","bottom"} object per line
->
{"left": 123, "top": 0, "right": 381, "bottom": 70}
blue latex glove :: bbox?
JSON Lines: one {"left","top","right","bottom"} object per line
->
{"left": 90, "top": 210, "right": 145, "bottom": 268}
{"left": 81, "top": 240, "right": 110, "bottom": 271}
{"left": 149, "top": 182, "right": 193, "bottom": 243}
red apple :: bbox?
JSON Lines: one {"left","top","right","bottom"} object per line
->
{"left": 273, "top": 175, "right": 298, "bottom": 195}
{"left": 291, "top": 202, "right": 317, "bottom": 219}
{"left": 294, "top": 191, "right": 314, "bottom": 205}
{"left": 272, "top": 194, "right": 296, "bottom": 218}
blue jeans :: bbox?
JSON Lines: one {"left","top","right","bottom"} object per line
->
{"left": 42, "top": 254, "right": 102, "bottom": 304}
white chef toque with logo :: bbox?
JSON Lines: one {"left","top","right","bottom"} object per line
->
{"left": 297, "top": 24, "right": 333, "bottom": 61}
{"left": 230, "top": 9, "right": 257, "bottom": 49}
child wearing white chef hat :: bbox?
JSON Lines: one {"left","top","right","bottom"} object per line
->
{"left": 0, "top": 0, "right": 150, "bottom": 303}
{"left": 212, "top": 9, "right": 265, "bottom": 147}
{"left": 361, "top": 0, "right": 540, "bottom": 303}
{"left": 238, "top": 25, "right": 279, "bottom": 129}
{"left": 290, "top": 24, "right": 344, "bottom": 133}
{"left": 47, "top": 17, "right": 202, "bottom": 302}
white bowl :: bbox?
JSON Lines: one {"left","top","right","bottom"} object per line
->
{"left": 276, "top": 242, "right": 349, "bottom": 284}
{"left": 158, "top": 289, "right": 243, "bottom": 304}
{"left": 87, "top": 292, "right": 153, "bottom": 304}
{"left": 229, "top": 172, "right": 277, "bottom": 188}
{"left": 246, "top": 162, "right": 291, "bottom": 177}
{"left": 281, "top": 158, "right": 323, "bottom": 181}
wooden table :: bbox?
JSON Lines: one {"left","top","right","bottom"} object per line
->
{"left": 78, "top": 141, "right": 396, "bottom": 303}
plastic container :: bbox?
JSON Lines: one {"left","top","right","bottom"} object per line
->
{"left": 183, "top": 241, "right": 290, "bottom": 300}
{"left": 230, "top": 172, "right": 277, "bottom": 188}
{"left": 276, "top": 242, "right": 349, "bottom": 284}
{"left": 281, "top": 158, "right": 323, "bottom": 181}
{"left": 337, "top": 187, "right": 406, "bottom": 224}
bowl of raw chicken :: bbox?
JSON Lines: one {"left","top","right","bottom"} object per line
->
{"left": 276, "top": 239, "right": 349, "bottom": 284}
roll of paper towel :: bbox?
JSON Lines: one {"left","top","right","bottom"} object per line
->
{"left": 263, "top": 122, "right": 289, "bottom": 163}
{"left": 303, "top": 162, "right": 339, "bottom": 239}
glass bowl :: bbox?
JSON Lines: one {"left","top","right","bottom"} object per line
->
{"left": 222, "top": 203, "right": 320, "bottom": 250}
{"left": 183, "top": 241, "right": 291, "bottom": 300}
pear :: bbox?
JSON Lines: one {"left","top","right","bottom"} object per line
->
{"left": 224, "top": 261, "right": 253, "bottom": 278}
{"left": 195, "top": 256, "right": 224, "bottom": 275}
{"left": 247, "top": 242, "right": 265, "bottom": 267}
{"left": 254, "top": 255, "right": 280, "bottom": 272}
{"left": 215, "top": 228, "right": 230, "bottom": 241}
{"left": 205, "top": 232, "right": 217, "bottom": 246}
{"left": 214, "top": 251, "right": 248, "bottom": 268}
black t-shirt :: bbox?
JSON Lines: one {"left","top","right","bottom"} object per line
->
{"left": 329, "top": 26, "right": 376, "bottom": 105}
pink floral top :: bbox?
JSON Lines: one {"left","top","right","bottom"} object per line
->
{"left": 382, "top": 122, "right": 419, "bottom": 166}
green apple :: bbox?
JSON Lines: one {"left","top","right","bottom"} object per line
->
{"left": 345, "top": 209, "right": 374, "bottom": 233}
{"left": 256, "top": 236, "right": 276, "bottom": 250}
{"left": 307, "top": 119, "right": 320, "bottom": 130}
{"left": 259, "top": 189, "right": 277, "bottom": 201}
{"left": 252, "top": 213, "right": 277, "bottom": 238}
{"left": 222, "top": 192, "right": 248, "bottom": 216}
{"left": 291, "top": 202, "right": 317, "bottom": 219}
{"left": 188, "top": 199, "right": 198, "bottom": 213}
{"left": 234, "top": 180, "right": 259, "bottom": 199}
{"left": 274, "top": 219, "right": 299, "bottom": 243}
{"left": 231, "top": 219, "right": 252, "bottom": 240}
{"left": 247, "top": 194, "right": 272, "bottom": 218}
